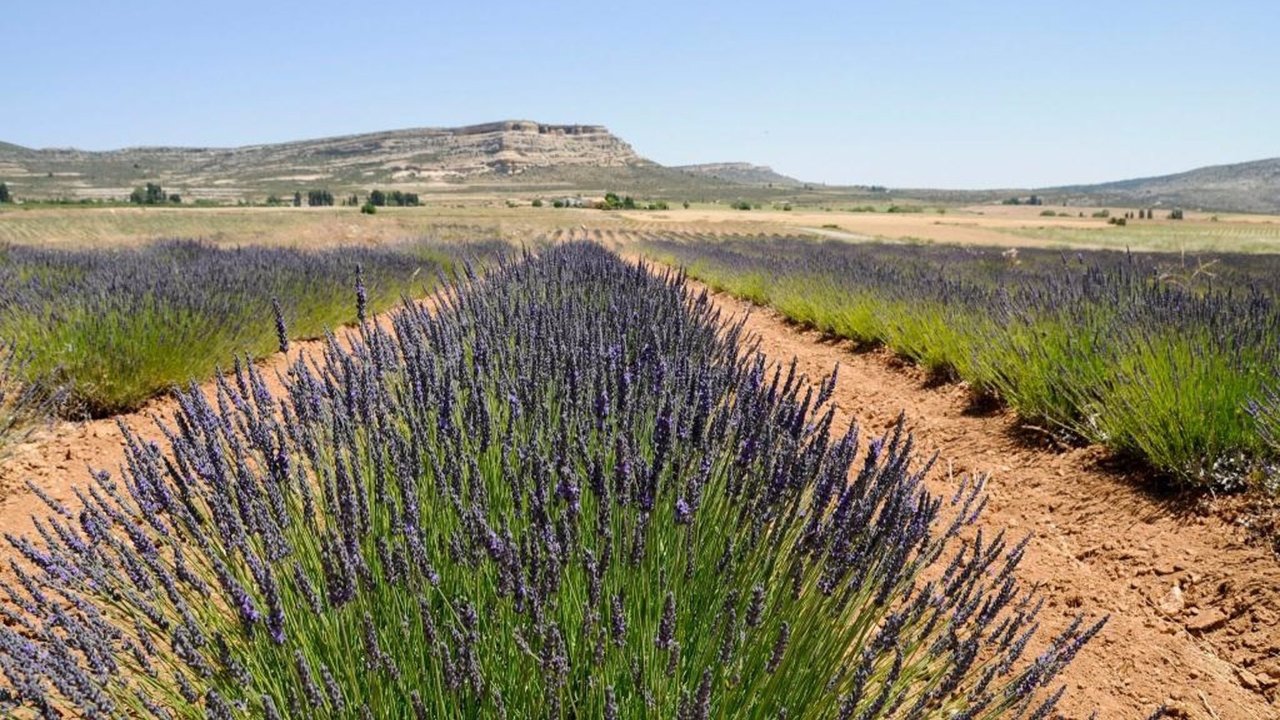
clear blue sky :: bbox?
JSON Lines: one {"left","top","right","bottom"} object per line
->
{"left": 5, "top": 1, "right": 1277, "bottom": 188}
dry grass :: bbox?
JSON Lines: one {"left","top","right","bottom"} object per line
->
{"left": 4, "top": 201, "right": 1280, "bottom": 254}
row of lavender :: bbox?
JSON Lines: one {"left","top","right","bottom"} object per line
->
{"left": 642, "top": 236, "right": 1280, "bottom": 489}
{"left": 0, "top": 239, "right": 503, "bottom": 420}
{"left": 0, "top": 243, "right": 1098, "bottom": 717}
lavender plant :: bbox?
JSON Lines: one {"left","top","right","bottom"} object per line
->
{"left": 644, "top": 236, "right": 1280, "bottom": 489}
{"left": 0, "top": 243, "right": 1097, "bottom": 718}
{"left": 0, "top": 342, "right": 62, "bottom": 457}
{"left": 0, "top": 238, "right": 503, "bottom": 416}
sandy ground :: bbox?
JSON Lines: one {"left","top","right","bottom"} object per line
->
{"left": 1, "top": 245, "right": 1278, "bottom": 718}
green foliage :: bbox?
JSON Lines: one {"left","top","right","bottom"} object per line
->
{"left": 552, "top": 199, "right": 566, "bottom": 208}
{"left": 531, "top": 198, "right": 544, "bottom": 207}
{"left": 367, "top": 189, "right": 419, "bottom": 207}
{"left": 129, "top": 182, "right": 169, "bottom": 205}
{"left": 0, "top": 182, "right": 11, "bottom": 203}
{"left": 731, "top": 200, "right": 752, "bottom": 211}
{"left": 361, "top": 202, "right": 377, "bottom": 215}
{"left": 1091, "top": 209, "right": 1110, "bottom": 219}
{"left": 600, "top": 192, "right": 641, "bottom": 210}
{"left": 307, "top": 189, "right": 335, "bottom": 207}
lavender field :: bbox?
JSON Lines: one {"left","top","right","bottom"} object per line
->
{"left": 0, "top": 243, "right": 1098, "bottom": 718}
{"left": 0, "top": 238, "right": 503, "bottom": 420}
{"left": 642, "top": 236, "right": 1280, "bottom": 491}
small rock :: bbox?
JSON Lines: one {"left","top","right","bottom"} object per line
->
{"left": 1239, "top": 668, "right": 1261, "bottom": 691}
{"left": 1186, "top": 608, "right": 1228, "bottom": 633}
{"left": 1159, "top": 583, "right": 1185, "bottom": 616}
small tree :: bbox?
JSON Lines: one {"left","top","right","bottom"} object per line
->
{"left": 0, "top": 182, "right": 11, "bottom": 203}
{"left": 361, "top": 202, "right": 377, "bottom": 215}
{"left": 1169, "top": 208, "right": 1184, "bottom": 220}
{"left": 532, "top": 198, "right": 543, "bottom": 207}
{"left": 293, "top": 191, "right": 302, "bottom": 208}
{"left": 369, "top": 189, "right": 386, "bottom": 207}
{"left": 168, "top": 194, "right": 182, "bottom": 204}
{"left": 129, "top": 182, "right": 167, "bottom": 205}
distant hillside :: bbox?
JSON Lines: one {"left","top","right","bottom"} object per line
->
{"left": 673, "top": 162, "right": 804, "bottom": 187}
{"left": 4, "top": 122, "right": 1278, "bottom": 212}
{"left": 1045, "top": 158, "right": 1280, "bottom": 214}
{"left": 0, "top": 121, "right": 677, "bottom": 201}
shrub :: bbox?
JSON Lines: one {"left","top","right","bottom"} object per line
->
{"left": 1091, "top": 210, "right": 1110, "bottom": 219}
{"left": 0, "top": 239, "right": 498, "bottom": 415}
{"left": 0, "top": 244, "right": 1094, "bottom": 718}
{"left": 0, "top": 342, "right": 61, "bottom": 456}
{"left": 531, "top": 198, "right": 543, "bottom": 207}
{"left": 129, "top": 182, "right": 168, "bottom": 205}
{"left": 361, "top": 202, "right": 377, "bottom": 215}
{"left": 641, "top": 236, "right": 1280, "bottom": 488}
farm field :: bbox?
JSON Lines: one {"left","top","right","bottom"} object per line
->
{"left": 637, "top": 235, "right": 1280, "bottom": 490}
{"left": 8, "top": 202, "right": 1280, "bottom": 254}
{"left": 618, "top": 204, "right": 1280, "bottom": 254}
{"left": 0, "top": 221, "right": 1278, "bottom": 718}
{"left": 0, "top": 243, "right": 1106, "bottom": 718}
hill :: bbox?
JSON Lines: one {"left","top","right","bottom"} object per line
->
{"left": 3, "top": 122, "right": 1278, "bottom": 213}
{"left": 1044, "top": 158, "right": 1280, "bottom": 214}
{"left": 0, "top": 121, "right": 694, "bottom": 202}
{"left": 672, "top": 162, "right": 804, "bottom": 187}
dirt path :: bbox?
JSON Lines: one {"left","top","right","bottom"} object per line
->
{"left": 2, "top": 256, "right": 1279, "bottom": 718}
{"left": 690, "top": 283, "right": 1280, "bottom": 719}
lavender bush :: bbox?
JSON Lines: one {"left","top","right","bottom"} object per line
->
{"left": 643, "top": 236, "right": 1280, "bottom": 489}
{"left": 0, "top": 238, "right": 503, "bottom": 416}
{"left": 0, "top": 342, "right": 62, "bottom": 457}
{"left": 0, "top": 243, "right": 1097, "bottom": 718}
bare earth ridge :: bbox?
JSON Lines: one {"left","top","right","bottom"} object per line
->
{"left": 1, "top": 261, "right": 1278, "bottom": 718}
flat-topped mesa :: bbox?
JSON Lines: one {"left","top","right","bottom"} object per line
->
{"left": 0, "top": 120, "right": 648, "bottom": 196}
{"left": 450, "top": 121, "right": 612, "bottom": 137}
